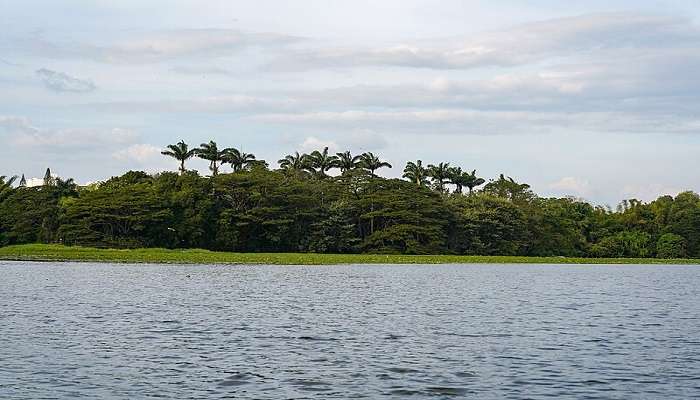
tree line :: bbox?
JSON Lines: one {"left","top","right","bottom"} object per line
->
{"left": 1, "top": 140, "right": 698, "bottom": 258}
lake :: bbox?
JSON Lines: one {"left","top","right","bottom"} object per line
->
{"left": 1, "top": 262, "right": 699, "bottom": 399}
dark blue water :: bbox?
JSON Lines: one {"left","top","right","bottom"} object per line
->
{"left": 1, "top": 262, "right": 699, "bottom": 399}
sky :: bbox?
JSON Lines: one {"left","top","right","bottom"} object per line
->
{"left": 1, "top": 0, "right": 700, "bottom": 205}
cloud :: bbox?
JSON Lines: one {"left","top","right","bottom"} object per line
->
{"left": 86, "top": 94, "right": 299, "bottom": 114}
{"left": 549, "top": 177, "right": 591, "bottom": 197}
{"left": 286, "top": 50, "right": 700, "bottom": 115}
{"left": 0, "top": 116, "right": 36, "bottom": 132}
{"left": 112, "top": 144, "right": 162, "bottom": 163}
{"left": 619, "top": 184, "right": 686, "bottom": 203}
{"left": 0, "top": 57, "right": 21, "bottom": 67}
{"left": 35, "top": 68, "right": 96, "bottom": 93}
{"left": 299, "top": 136, "right": 338, "bottom": 153}
{"left": 268, "top": 13, "right": 699, "bottom": 70}
{"left": 170, "top": 66, "right": 235, "bottom": 76}
{"left": 250, "top": 109, "right": 700, "bottom": 136}
{"left": 15, "top": 29, "right": 302, "bottom": 64}
{"left": 95, "top": 47, "right": 700, "bottom": 123}
{"left": 340, "top": 129, "right": 388, "bottom": 151}
{"left": 279, "top": 129, "right": 387, "bottom": 157}
{"left": 0, "top": 116, "right": 137, "bottom": 148}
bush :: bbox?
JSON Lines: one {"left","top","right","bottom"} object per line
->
{"left": 590, "top": 231, "right": 651, "bottom": 258}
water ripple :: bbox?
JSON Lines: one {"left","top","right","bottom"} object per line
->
{"left": 1, "top": 262, "right": 699, "bottom": 399}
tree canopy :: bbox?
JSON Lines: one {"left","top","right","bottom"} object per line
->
{"left": 2, "top": 144, "right": 699, "bottom": 258}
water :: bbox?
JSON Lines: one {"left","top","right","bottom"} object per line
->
{"left": 1, "top": 262, "right": 700, "bottom": 399}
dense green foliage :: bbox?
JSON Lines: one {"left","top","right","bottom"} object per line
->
{"left": 2, "top": 146, "right": 700, "bottom": 259}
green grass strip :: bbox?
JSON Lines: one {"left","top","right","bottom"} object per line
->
{"left": 1, "top": 244, "right": 699, "bottom": 265}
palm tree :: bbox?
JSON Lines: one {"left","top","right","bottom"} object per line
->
{"left": 161, "top": 140, "right": 197, "bottom": 174}
{"left": 448, "top": 166, "right": 466, "bottom": 193}
{"left": 197, "top": 141, "right": 226, "bottom": 176}
{"left": 462, "top": 169, "right": 486, "bottom": 195}
{"left": 223, "top": 148, "right": 257, "bottom": 172}
{"left": 403, "top": 160, "right": 428, "bottom": 186}
{"left": 278, "top": 152, "right": 308, "bottom": 174}
{"left": 306, "top": 147, "right": 338, "bottom": 178}
{"left": 336, "top": 151, "right": 361, "bottom": 174}
{"left": 0, "top": 175, "right": 17, "bottom": 202}
{"left": 359, "top": 152, "right": 392, "bottom": 176}
{"left": 55, "top": 177, "right": 78, "bottom": 197}
{"left": 427, "top": 162, "right": 451, "bottom": 192}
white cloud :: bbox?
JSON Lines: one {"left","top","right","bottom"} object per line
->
{"left": 268, "top": 13, "right": 699, "bottom": 70}
{"left": 15, "top": 29, "right": 302, "bottom": 64}
{"left": 0, "top": 57, "right": 21, "bottom": 67}
{"left": 299, "top": 136, "right": 338, "bottom": 153}
{"left": 35, "top": 68, "right": 96, "bottom": 93}
{"left": 0, "top": 116, "right": 137, "bottom": 148}
{"left": 619, "top": 184, "right": 686, "bottom": 202}
{"left": 170, "top": 66, "right": 235, "bottom": 76}
{"left": 549, "top": 177, "right": 591, "bottom": 197}
{"left": 340, "top": 129, "right": 388, "bottom": 151}
{"left": 88, "top": 95, "right": 299, "bottom": 114}
{"left": 112, "top": 144, "right": 162, "bottom": 163}
{"left": 0, "top": 116, "right": 35, "bottom": 132}
{"left": 251, "top": 109, "right": 700, "bottom": 135}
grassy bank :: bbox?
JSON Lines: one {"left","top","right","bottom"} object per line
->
{"left": 1, "top": 244, "right": 699, "bottom": 265}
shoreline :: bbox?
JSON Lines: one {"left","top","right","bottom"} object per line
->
{"left": 1, "top": 244, "right": 699, "bottom": 265}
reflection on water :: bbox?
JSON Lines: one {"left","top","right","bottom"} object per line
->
{"left": 1, "top": 262, "right": 699, "bottom": 399}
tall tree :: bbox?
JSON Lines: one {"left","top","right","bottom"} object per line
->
{"left": 336, "top": 151, "right": 361, "bottom": 174}
{"left": 448, "top": 166, "right": 465, "bottom": 193}
{"left": 161, "top": 140, "right": 197, "bottom": 174}
{"left": 427, "top": 162, "right": 451, "bottom": 192}
{"left": 449, "top": 168, "right": 486, "bottom": 194}
{"left": 278, "top": 152, "right": 308, "bottom": 175}
{"left": 359, "top": 152, "right": 392, "bottom": 176}
{"left": 197, "top": 141, "right": 226, "bottom": 176}
{"left": 462, "top": 169, "right": 486, "bottom": 195}
{"left": 403, "top": 160, "right": 429, "bottom": 186}
{"left": 306, "top": 147, "right": 338, "bottom": 178}
{"left": 223, "top": 148, "right": 257, "bottom": 172}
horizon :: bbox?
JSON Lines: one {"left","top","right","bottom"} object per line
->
{"left": 2, "top": 1, "right": 700, "bottom": 205}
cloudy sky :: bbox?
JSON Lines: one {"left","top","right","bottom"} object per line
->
{"left": 1, "top": 0, "right": 699, "bottom": 204}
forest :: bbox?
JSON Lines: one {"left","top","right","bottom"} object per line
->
{"left": 1, "top": 141, "right": 698, "bottom": 258}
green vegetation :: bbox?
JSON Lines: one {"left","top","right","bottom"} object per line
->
{"left": 1, "top": 244, "right": 698, "bottom": 265}
{"left": 2, "top": 142, "right": 700, "bottom": 262}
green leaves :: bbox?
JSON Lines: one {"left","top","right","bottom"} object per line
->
{"left": 3, "top": 164, "right": 700, "bottom": 259}
{"left": 162, "top": 140, "right": 197, "bottom": 174}
{"left": 222, "top": 148, "right": 257, "bottom": 172}
{"left": 358, "top": 152, "right": 392, "bottom": 176}
{"left": 196, "top": 141, "right": 227, "bottom": 176}
{"left": 403, "top": 160, "right": 428, "bottom": 186}
{"left": 305, "top": 147, "right": 338, "bottom": 178}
